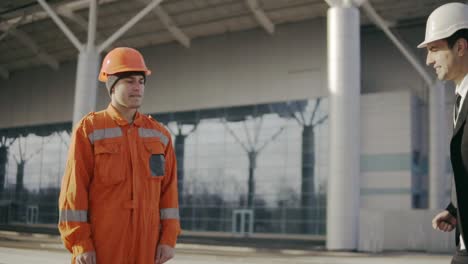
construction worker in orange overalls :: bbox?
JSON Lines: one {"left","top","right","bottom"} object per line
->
{"left": 58, "top": 47, "right": 180, "bottom": 264}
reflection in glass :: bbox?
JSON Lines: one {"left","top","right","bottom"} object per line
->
{"left": 154, "top": 98, "right": 329, "bottom": 235}
{"left": 0, "top": 123, "right": 71, "bottom": 224}
{"left": 0, "top": 99, "right": 328, "bottom": 236}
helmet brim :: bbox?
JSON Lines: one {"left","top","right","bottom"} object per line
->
{"left": 417, "top": 40, "right": 430, "bottom": 49}
{"left": 99, "top": 68, "right": 151, "bottom": 82}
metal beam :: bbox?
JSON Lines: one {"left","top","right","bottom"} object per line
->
{"left": 57, "top": 9, "right": 88, "bottom": 31}
{"left": 0, "top": 12, "right": 48, "bottom": 31}
{"left": 0, "top": 15, "right": 25, "bottom": 42}
{"left": 9, "top": 29, "right": 59, "bottom": 70}
{"left": 1, "top": 0, "right": 118, "bottom": 30}
{"left": 0, "top": 10, "right": 59, "bottom": 72}
{"left": 65, "top": 0, "right": 116, "bottom": 10}
{"left": 57, "top": 8, "right": 111, "bottom": 52}
{"left": 98, "top": 0, "right": 164, "bottom": 53}
{"left": 245, "top": 0, "right": 275, "bottom": 34}
{"left": 137, "top": 0, "right": 190, "bottom": 47}
{"left": 153, "top": 5, "right": 190, "bottom": 48}
{"left": 37, "top": 0, "right": 84, "bottom": 52}
{"left": 87, "top": 0, "right": 97, "bottom": 50}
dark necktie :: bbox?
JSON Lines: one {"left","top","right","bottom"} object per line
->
{"left": 455, "top": 93, "right": 462, "bottom": 122}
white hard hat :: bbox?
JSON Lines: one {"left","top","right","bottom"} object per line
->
{"left": 417, "top": 2, "right": 468, "bottom": 48}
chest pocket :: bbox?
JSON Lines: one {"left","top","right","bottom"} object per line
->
{"left": 144, "top": 141, "right": 166, "bottom": 178}
{"left": 94, "top": 142, "right": 124, "bottom": 185}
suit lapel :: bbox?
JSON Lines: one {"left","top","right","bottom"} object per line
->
{"left": 454, "top": 98, "right": 468, "bottom": 136}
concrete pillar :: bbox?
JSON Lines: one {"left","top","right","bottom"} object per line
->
{"left": 72, "top": 48, "right": 100, "bottom": 125}
{"left": 326, "top": 3, "right": 361, "bottom": 250}
{"left": 429, "top": 81, "right": 447, "bottom": 209}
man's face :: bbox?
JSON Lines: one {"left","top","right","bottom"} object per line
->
{"left": 426, "top": 39, "right": 460, "bottom": 81}
{"left": 111, "top": 75, "right": 145, "bottom": 109}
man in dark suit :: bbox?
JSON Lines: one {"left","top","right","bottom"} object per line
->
{"left": 418, "top": 2, "right": 468, "bottom": 263}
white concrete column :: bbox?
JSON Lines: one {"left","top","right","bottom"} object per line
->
{"left": 429, "top": 81, "right": 447, "bottom": 209}
{"left": 73, "top": 48, "right": 100, "bottom": 125}
{"left": 326, "top": 3, "right": 361, "bottom": 250}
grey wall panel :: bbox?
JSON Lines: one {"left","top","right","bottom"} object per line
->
{"left": 361, "top": 25, "right": 429, "bottom": 95}
{"left": 1, "top": 62, "right": 76, "bottom": 127}
{"left": 137, "top": 19, "right": 327, "bottom": 114}
{"left": 361, "top": 91, "right": 412, "bottom": 154}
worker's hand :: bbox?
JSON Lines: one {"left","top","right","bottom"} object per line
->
{"left": 155, "top": 244, "right": 175, "bottom": 264}
{"left": 432, "top": 210, "right": 457, "bottom": 232}
{"left": 75, "top": 251, "right": 96, "bottom": 264}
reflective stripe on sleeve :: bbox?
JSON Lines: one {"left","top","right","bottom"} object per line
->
{"left": 59, "top": 210, "right": 88, "bottom": 222}
{"left": 139, "top": 128, "right": 169, "bottom": 146}
{"left": 160, "top": 208, "right": 179, "bottom": 220}
{"left": 88, "top": 128, "right": 122, "bottom": 144}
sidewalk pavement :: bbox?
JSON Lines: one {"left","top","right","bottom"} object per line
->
{"left": 0, "top": 231, "right": 453, "bottom": 264}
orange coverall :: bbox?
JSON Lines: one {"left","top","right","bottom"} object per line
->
{"left": 58, "top": 104, "right": 180, "bottom": 264}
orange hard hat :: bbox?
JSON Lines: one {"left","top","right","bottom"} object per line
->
{"left": 98, "top": 47, "right": 151, "bottom": 82}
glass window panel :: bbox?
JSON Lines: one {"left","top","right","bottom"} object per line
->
{"left": 0, "top": 98, "right": 329, "bottom": 234}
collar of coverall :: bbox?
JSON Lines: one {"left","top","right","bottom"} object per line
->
{"left": 106, "top": 103, "right": 144, "bottom": 127}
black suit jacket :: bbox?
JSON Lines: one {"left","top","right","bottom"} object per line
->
{"left": 448, "top": 95, "right": 468, "bottom": 246}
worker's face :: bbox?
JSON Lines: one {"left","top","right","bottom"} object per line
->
{"left": 111, "top": 75, "right": 145, "bottom": 109}
{"left": 426, "top": 39, "right": 462, "bottom": 81}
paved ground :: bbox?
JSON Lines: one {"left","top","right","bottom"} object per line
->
{"left": 0, "top": 246, "right": 453, "bottom": 264}
{"left": 0, "top": 231, "right": 454, "bottom": 264}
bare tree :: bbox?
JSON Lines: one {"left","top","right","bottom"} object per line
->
{"left": 166, "top": 122, "right": 198, "bottom": 205}
{"left": 11, "top": 135, "right": 51, "bottom": 221}
{"left": 223, "top": 115, "right": 285, "bottom": 209}
{"left": 0, "top": 135, "right": 16, "bottom": 197}
{"left": 278, "top": 99, "right": 328, "bottom": 234}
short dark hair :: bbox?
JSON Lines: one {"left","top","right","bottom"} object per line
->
{"left": 446, "top": 29, "right": 468, "bottom": 48}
